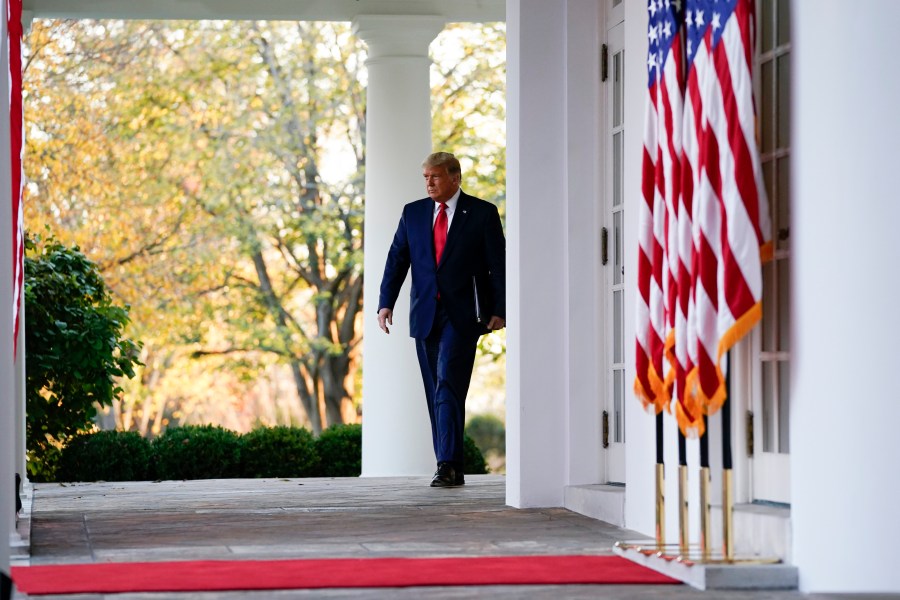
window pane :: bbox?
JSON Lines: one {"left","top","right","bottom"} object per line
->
{"left": 778, "top": 258, "right": 790, "bottom": 352}
{"left": 614, "top": 369, "right": 625, "bottom": 442}
{"left": 761, "top": 60, "right": 774, "bottom": 153}
{"left": 613, "top": 52, "right": 623, "bottom": 127}
{"left": 761, "top": 0, "right": 775, "bottom": 52}
{"left": 613, "top": 210, "right": 623, "bottom": 283}
{"left": 778, "top": 360, "right": 790, "bottom": 453}
{"left": 614, "top": 289, "right": 623, "bottom": 363}
{"left": 777, "top": 156, "right": 790, "bottom": 249}
{"left": 763, "top": 161, "right": 775, "bottom": 221}
{"left": 762, "top": 262, "right": 775, "bottom": 351}
{"left": 777, "top": 0, "right": 791, "bottom": 46}
{"left": 777, "top": 54, "right": 791, "bottom": 148}
{"left": 613, "top": 132, "right": 623, "bottom": 207}
{"left": 762, "top": 361, "right": 776, "bottom": 453}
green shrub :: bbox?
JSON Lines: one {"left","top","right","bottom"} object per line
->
{"left": 241, "top": 426, "right": 319, "bottom": 478}
{"left": 152, "top": 425, "right": 241, "bottom": 480}
{"left": 316, "top": 423, "right": 362, "bottom": 477}
{"left": 463, "top": 434, "right": 489, "bottom": 474}
{"left": 24, "top": 234, "right": 142, "bottom": 482}
{"left": 465, "top": 414, "right": 505, "bottom": 456}
{"left": 57, "top": 430, "right": 153, "bottom": 482}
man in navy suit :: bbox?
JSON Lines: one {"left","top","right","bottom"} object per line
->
{"left": 377, "top": 152, "right": 506, "bottom": 487}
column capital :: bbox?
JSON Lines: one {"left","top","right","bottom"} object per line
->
{"left": 352, "top": 14, "right": 445, "bottom": 60}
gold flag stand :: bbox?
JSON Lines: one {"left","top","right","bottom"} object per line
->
{"left": 655, "top": 462, "right": 665, "bottom": 550}
{"left": 723, "top": 468, "right": 735, "bottom": 560}
{"left": 616, "top": 376, "right": 792, "bottom": 589}
{"left": 678, "top": 464, "right": 689, "bottom": 555}
{"left": 699, "top": 465, "right": 711, "bottom": 560}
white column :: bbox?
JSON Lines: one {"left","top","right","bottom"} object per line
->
{"left": 0, "top": 0, "right": 16, "bottom": 580}
{"left": 354, "top": 15, "right": 444, "bottom": 476}
{"left": 563, "top": 0, "right": 602, "bottom": 487}
{"left": 505, "top": 0, "right": 567, "bottom": 507}
{"left": 791, "top": 1, "right": 900, "bottom": 593}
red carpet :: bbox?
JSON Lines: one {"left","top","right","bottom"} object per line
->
{"left": 12, "top": 555, "right": 678, "bottom": 595}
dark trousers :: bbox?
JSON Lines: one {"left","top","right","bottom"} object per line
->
{"left": 415, "top": 302, "right": 478, "bottom": 468}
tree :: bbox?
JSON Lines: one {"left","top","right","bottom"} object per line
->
{"left": 22, "top": 20, "right": 507, "bottom": 435}
{"left": 432, "top": 22, "right": 507, "bottom": 216}
{"left": 432, "top": 23, "right": 508, "bottom": 363}
{"left": 24, "top": 234, "right": 142, "bottom": 481}
{"left": 24, "top": 20, "right": 367, "bottom": 434}
{"left": 23, "top": 20, "right": 238, "bottom": 434}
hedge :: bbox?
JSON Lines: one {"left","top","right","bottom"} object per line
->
{"left": 55, "top": 424, "right": 489, "bottom": 482}
{"left": 152, "top": 425, "right": 242, "bottom": 480}
{"left": 57, "top": 430, "right": 153, "bottom": 482}
{"left": 241, "top": 425, "right": 319, "bottom": 478}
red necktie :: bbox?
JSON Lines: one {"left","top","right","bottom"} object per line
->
{"left": 434, "top": 202, "right": 448, "bottom": 265}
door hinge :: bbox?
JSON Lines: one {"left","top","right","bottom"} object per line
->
{"left": 601, "top": 227, "right": 609, "bottom": 265}
{"left": 746, "top": 410, "right": 754, "bottom": 457}
{"left": 602, "top": 410, "right": 610, "bottom": 448}
{"left": 601, "top": 43, "right": 609, "bottom": 82}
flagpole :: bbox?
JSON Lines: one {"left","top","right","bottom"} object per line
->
{"left": 677, "top": 430, "right": 688, "bottom": 555}
{"left": 655, "top": 412, "right": 665, "bottom": 551}
{"left": 698, "top": 415, "right": 711, "bottom": 560}
{"left": 722, "top": 353, "right": 735, "bottom": 561}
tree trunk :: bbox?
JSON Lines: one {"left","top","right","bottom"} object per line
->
{"left": 289, "top": 359, "right": 320, "bottom": 434}
{"left": 250, "top": 247, "right": 322, "bottom": 432}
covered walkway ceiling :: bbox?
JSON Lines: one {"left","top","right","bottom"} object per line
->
{"left": 20, "top": 0, "right": 505, "bottom": 21}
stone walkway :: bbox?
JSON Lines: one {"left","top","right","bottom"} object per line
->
{"left": 13, "top": 476, "right": 890, "bottom": 599}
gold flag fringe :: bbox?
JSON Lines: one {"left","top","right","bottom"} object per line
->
{"left": 682, "top": 301, "right": 762, "bottom": 420}
{"left": 634, "top": 362, "right": 670, "bottom": 416}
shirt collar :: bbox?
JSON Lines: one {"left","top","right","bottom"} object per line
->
{"left": 435, "top": 188, "right": 462, "bottom": 214}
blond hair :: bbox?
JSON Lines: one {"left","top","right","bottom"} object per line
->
{"left": 422, "top": 152, "right": 461, "bottom": 176}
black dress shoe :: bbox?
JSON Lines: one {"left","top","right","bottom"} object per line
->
{"left": 430, "top": 462, "right": 463, "bottom": 487}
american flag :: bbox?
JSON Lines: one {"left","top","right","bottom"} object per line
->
{"left": 685, "top": 0, "right": 771, "bottom": 417}
{"left": 8, "top": 0, "right": 24, "bottom": 358}
{"left": 635, "top": 0, "right": 685, "bottom": 415}
{"left": 636, "top": 0, "right": 771, "bottom": 434}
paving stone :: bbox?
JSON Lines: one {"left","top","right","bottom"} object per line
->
{"left": 14, "top": 476, "right": 841, "bottom": 599}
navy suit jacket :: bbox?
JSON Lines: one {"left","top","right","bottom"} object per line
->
{"left": 378, "top": 191, "right": 506, "bottom": 339}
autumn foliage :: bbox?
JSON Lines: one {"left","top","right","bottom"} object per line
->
{"left": 22, "top": 19, "right": 506, "bottom": 437}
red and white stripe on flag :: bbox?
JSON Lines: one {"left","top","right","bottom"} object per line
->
{"left": 683, "top": 0, "right": 772, "bottom": 418}
{"left": 635, "top": 0, "right": 685, "bottom": 415}
{"left": 635, "top": 0, "right": 771, "bottom": 435}
{"left": 8, "top": 0, "right": 24, "bottom": 358}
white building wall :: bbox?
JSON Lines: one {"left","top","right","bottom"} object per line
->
{"left": 791, "top": 0, "right": 900, "bottom": 593}
{"left": 620, "top": 0, "right": 660, "bottom": 540}
{"left": 505, "top": 0, "right": 691, "bottom": 531}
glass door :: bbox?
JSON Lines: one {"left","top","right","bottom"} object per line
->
{"left": 604, "top": 13, "right": 626, "bottom": 484}
{"left": 750, "top": 0, "right": 792, "bottom": 504}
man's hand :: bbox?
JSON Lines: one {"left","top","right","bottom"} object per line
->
{"left": 487, "top": 316, "right": 506, "bottom": 331}
{"left": 378, "top": 308, "right": 393, "bottom": 334}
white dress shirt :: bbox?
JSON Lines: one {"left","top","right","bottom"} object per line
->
{"left": 433, "top": 188, "right": 462, "bottom": 230}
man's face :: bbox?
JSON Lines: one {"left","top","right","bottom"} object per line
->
{"left": 423, "top": 165, "right": 460, "bottom": 204}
